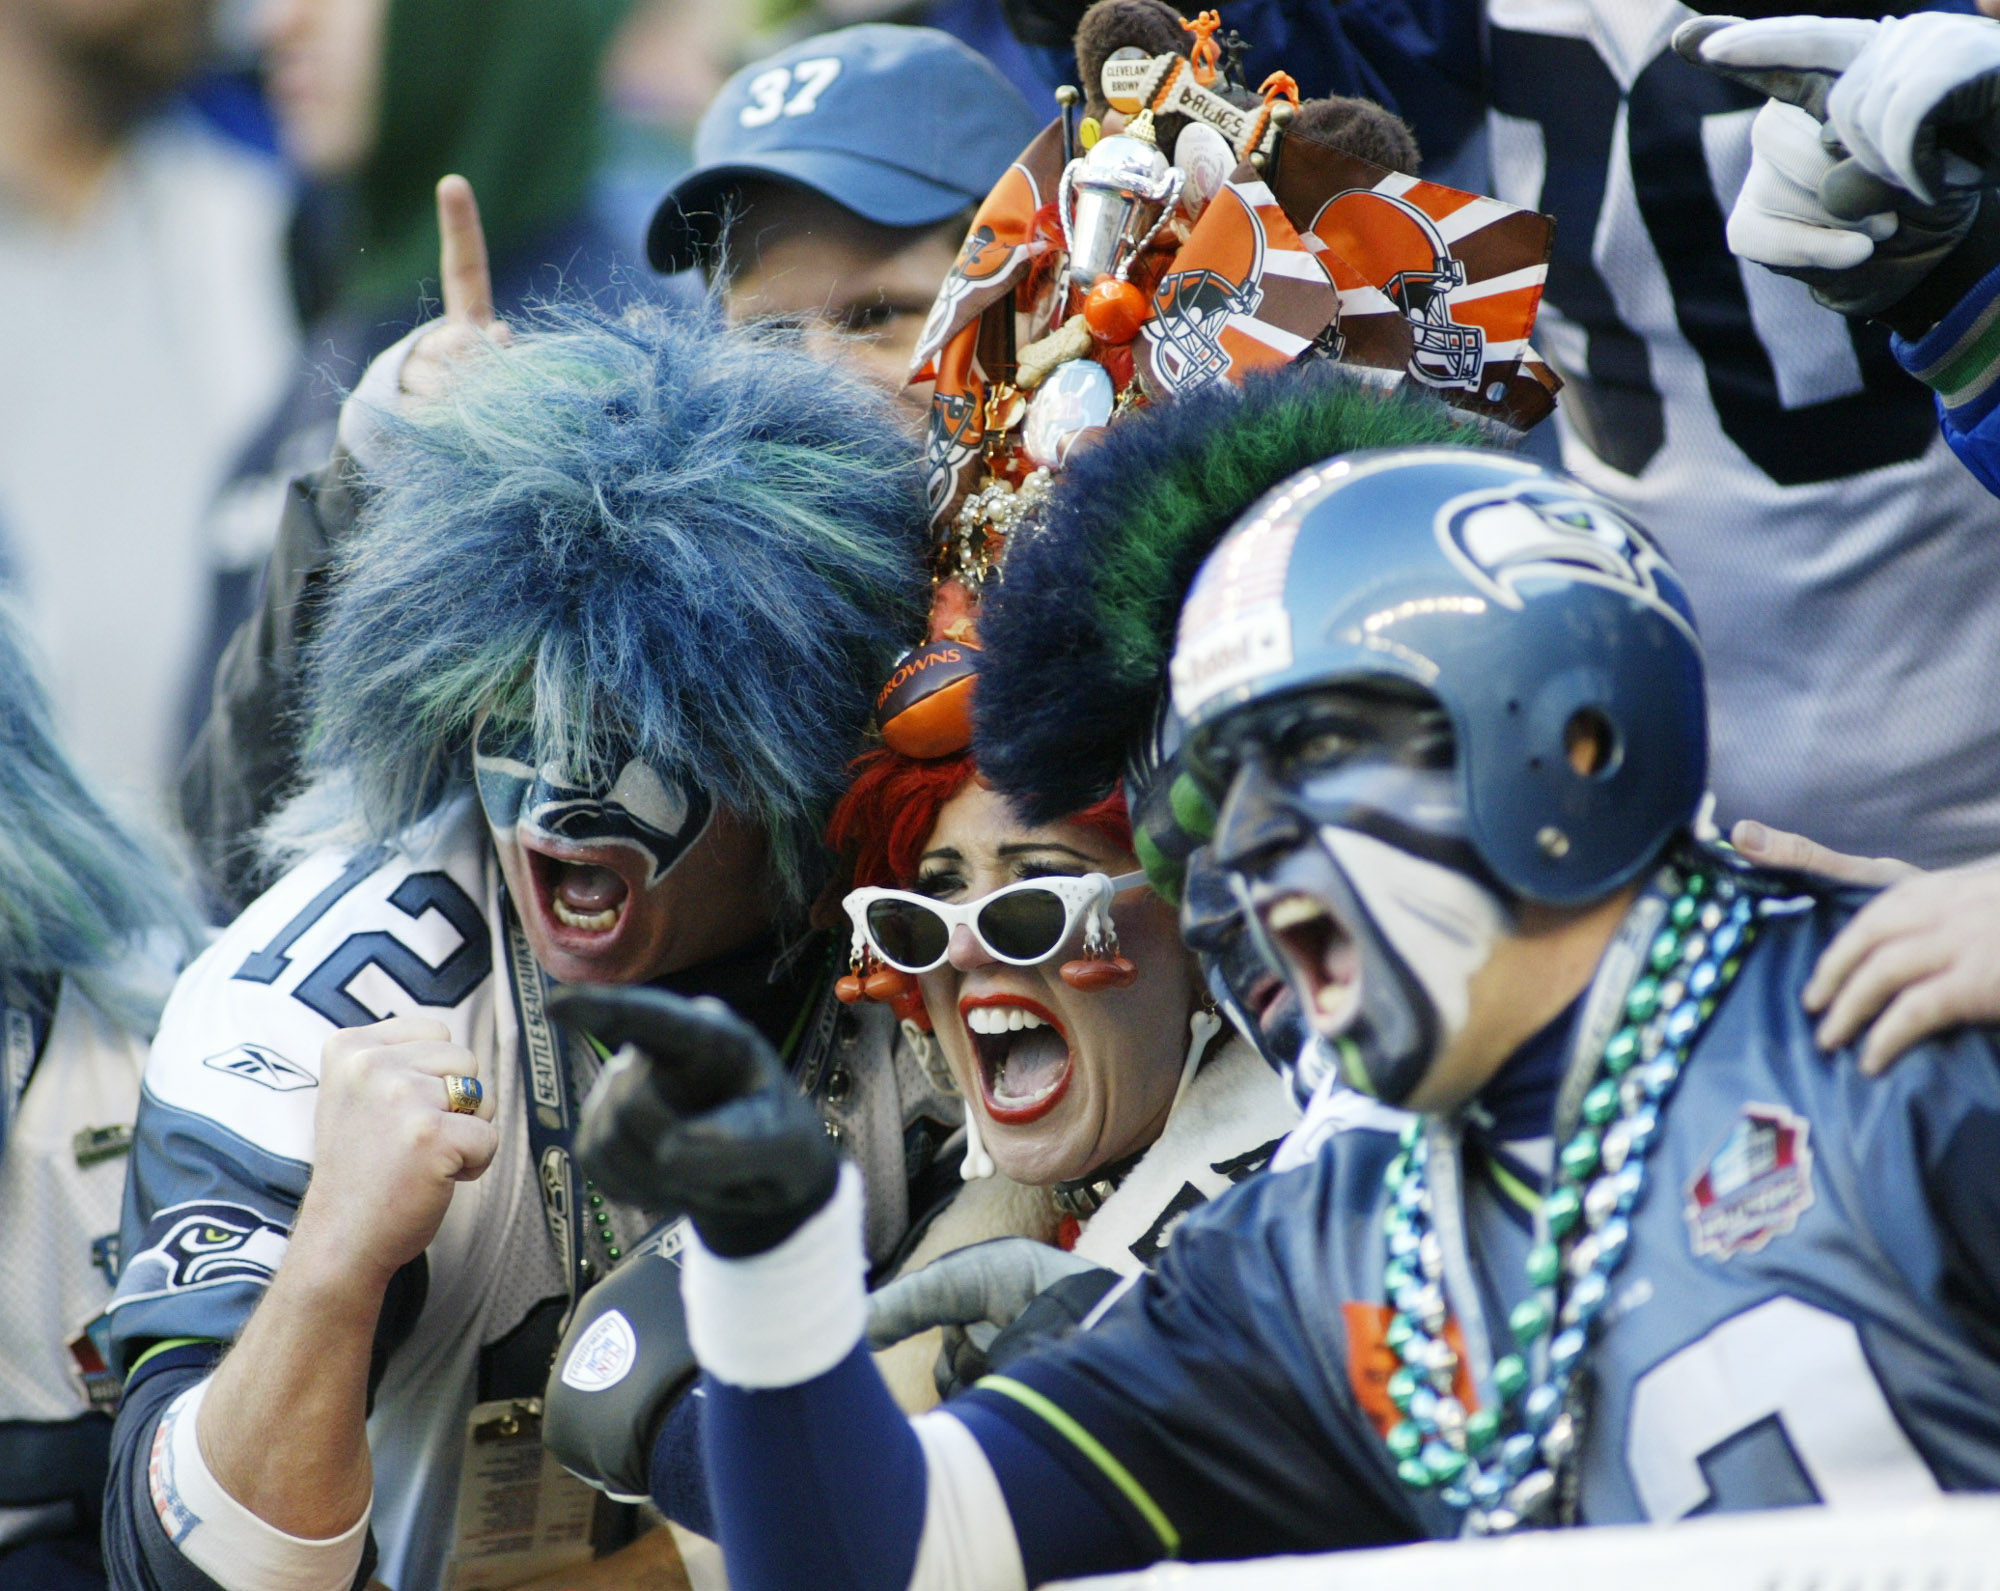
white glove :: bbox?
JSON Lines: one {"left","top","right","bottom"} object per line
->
{"left": 1697, "top": 13, "right": 2000, "bottom": 203}
{"left": 1729, "top": 98, "right": 1897, "bottom": 273}
{"left": 1676, "top": 14, "right": 1992, "bottom": 321}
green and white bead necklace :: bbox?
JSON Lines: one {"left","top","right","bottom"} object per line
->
{"left": 1377, "top": 859, "right": 1763, "bottom": 1534}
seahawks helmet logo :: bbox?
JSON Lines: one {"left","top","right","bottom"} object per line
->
{"left": 123, "top": 1201, "right": 290, "bottom": 1295}
{"left": 1435, "top": 479, "right": 1697, "bottom": 643}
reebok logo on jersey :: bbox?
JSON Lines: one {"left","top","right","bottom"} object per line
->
{"left": 116, "top": 1201, "right": 290, "bottom": 1301}
{"left": 1685, "top": 1104, "right": 1816, "bottom": 1261}
{"left": 203, "top": 1043, "right": 316, "bottom": 1092}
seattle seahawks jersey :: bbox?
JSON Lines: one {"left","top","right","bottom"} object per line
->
{"left": 106, "top": 799, "right": 569, "bottom": 1590}
{"left": 959, "top": 889, "right": 2000, "bottom": 1562}
{"left": 103, "top": 796, "right": 960, "bottom": 1590}
{"left": 1481, "top": 0, "right": 2000, "bottom": 869}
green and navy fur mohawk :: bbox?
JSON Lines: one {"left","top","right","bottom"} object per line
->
{"left": 0, "top": 608, "right": 195, "bottom": 1030}
{"left": 974, "top": 367, "right": 1490, "bottom": 825}
{"left": 294, "top": 302, "right": 929, "bottom": 902}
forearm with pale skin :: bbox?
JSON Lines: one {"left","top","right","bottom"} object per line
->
{"left": 195, "top": 1211, "right": 389, "bottom": 1539}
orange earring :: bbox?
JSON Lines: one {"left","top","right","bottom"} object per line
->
{"left": 863, "top": 965, "right": 915, "bottom": 1003}
{"left": 1060, "top": 954, "right": 1138, "bottom": 991}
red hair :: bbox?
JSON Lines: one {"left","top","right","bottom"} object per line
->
{"left": 827, "top": 749, "right": 1133, "bottom": 890}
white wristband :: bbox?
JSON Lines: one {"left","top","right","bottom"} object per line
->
{"left": 682, "top": 1163, "right": 867, "bottom": 1389}
{"left": 150, "top": 1377, "right": 370, "bottom": 1591}
{"left": 334, "top": 322, "right": 429, "bottom": 474}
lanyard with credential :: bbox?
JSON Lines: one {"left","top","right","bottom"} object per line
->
{"left": 500, "top": 892, "right": 622, "bottom": 1320}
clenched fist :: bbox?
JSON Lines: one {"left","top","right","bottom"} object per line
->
{"left": 292, "top": 1015, "right": 499, "bottom": 1289}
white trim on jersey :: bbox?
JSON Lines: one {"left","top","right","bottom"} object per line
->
{"left": 150, "top": 1377, "right": 370, "bottom": 1591}
{"left": 906, "top": 1410, "right": 1028, "bottom": 1591}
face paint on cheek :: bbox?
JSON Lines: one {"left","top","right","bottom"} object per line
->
{"left": 471, "top": 720, "right": 715, "bottom": 888}
{"left": 1319, "top": 825, "right": 1511, "bottom": 1104}
{"left": 523, "top": 761, "right": 714, "bottom": 887}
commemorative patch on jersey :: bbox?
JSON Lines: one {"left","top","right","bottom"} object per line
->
{"left": 203, "top": 1042, "right": 316, "bottom": 1091}
{"left": 1684, "top": 1104, "right": 1816, "bottom": 1261}
{"left": 116, "top": 1200, "right": 291, "bottom": 1302}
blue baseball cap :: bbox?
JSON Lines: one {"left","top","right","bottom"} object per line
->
{"left": 647, "top": 24, "right": 1043, "bottom": 273}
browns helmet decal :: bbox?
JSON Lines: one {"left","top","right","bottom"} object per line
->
{"left": 911, "top": 120, "right": 1065, "bottom": 377}
{"left": 1136, "top": 170, "right": 1336, "bottom": 400}
{"left": 1300, "top": 168, "right": 1558, "bottom": 425}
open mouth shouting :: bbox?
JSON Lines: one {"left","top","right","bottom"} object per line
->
{"left": 960, "top": 995, "right": 1074, "bottom": 1124}
{"left": 520, "top": 835, "right": 653, "bottom": 958}
{"left": 1260, "top": 893, "right": 1362, "bottom": 1038}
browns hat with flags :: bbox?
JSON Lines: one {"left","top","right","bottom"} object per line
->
{"left": 646, "top": 25, "right": 1042, "bottom": 274}
{"left": 875, "top": 0, "right": 1567, "bottom": 777}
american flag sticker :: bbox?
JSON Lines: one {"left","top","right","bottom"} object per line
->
{"left": 1137, "top": 165, "right": 1336, "bottom": 401}
{"left": 1273, "top": 134, "right": 1560, "bottom": 430}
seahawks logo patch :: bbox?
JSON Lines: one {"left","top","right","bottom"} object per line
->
{"left": 1434, "top": 478, "right": 1698, "bottom": 643}
{"left": 120, "top": 1202, "right": 290, "bottom": 1297}
{"left": 203, "top": 1043, "right": 316, "bottom": 1091}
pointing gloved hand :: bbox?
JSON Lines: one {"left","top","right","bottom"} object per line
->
{"left": 1675, "top": 13, "right": 2000, "bottom": 326}
{"left": 558, "top": 984, "right": 839, "bottom": 1259}
{"left": 867, "top": 1237, "right": 1114, "bottom": 1399}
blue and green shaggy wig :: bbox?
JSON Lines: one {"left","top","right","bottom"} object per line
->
{"left": 0, "top": 608, "right": 195, "bottom": 1029}
{"left": 295, "top": 302, "right": 929, "bottom": 903}
{"left": 975, "top": 367, "right": 1491, "bottom": 824}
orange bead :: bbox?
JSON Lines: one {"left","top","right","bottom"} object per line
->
{"left": 1059, "top": 955, "right": 1139, "bottom": 991}
{"left": 1083, "top": 276, "right": 1147, "bottom": 344}
{"left": 864, "top": 966, "right": 914, "bottom": 1002}
{"left": 835, "top": 973, "right": 866, "bottom": 1004}
{"left": 889, "top": 986, "right": 932, "bottom": 1029}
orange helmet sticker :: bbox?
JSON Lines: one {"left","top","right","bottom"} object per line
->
{"left": 1308, "top": 178, "right": 1553, "bottom": 407}
{"left": 923, "top": 318, "right": 988, "bottom": 525}
{"left": 1136, "top": 170, "right": 1335, "bottom": 400}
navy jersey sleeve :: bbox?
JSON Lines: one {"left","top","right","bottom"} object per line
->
{"left": 956, "top": 1163, "right": 1428, "bottom": 1563}
{"left": 1893, "top": 258, "right": 2000, "bottom": 499}
{"left": 102, "top": 1359, "right": 382, "bottom": 1591}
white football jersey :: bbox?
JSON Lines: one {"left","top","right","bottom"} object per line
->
{"left": 0, "top": 980, "right": 148, "bottom": 1425}
{"left": 1485, "top": 0, "right": 2000, "bottom": 868}
{"left": 110, "top": 800, "right": 566, "bottom": 1589}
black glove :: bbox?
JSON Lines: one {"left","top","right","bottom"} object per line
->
{"left": 541, "top": 1227, "right": 696, "bottom": 1501}
{"left": 556, "top": 985, "right": 840, "bottom": 1259}
{"left": 866, "top": 1237, "right": 1113, "bottom": 1400}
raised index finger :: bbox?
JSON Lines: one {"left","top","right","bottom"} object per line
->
{"left": 436, "top": 174, "right": 495, "bottom": 327}
{"left": 1673, "top": 15, "right": 1872, "bottom": 118}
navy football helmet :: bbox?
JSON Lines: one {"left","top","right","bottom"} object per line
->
{"left": 1170, "top": 449, "right": 1706, "bottom": 907}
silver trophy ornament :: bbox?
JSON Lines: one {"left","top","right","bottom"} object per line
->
{"left": 1058, "top": 110, "right": 1185, "bottom": 287}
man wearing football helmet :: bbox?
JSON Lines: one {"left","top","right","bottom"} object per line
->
{"left": 568, "top": 447, "right": 2000, "bottom": 1588}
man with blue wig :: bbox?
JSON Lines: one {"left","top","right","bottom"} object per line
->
{"left": 100, "top": 300, "right": 956, "bottom": 1590}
